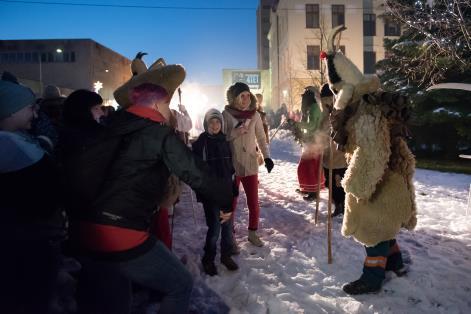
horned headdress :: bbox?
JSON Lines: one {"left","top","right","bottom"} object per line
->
{"left": 321, "top": 25, "right": 381, "bottom": 110}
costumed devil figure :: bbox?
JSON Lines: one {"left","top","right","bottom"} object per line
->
{"left": 322, "top": 25, "right": 417, "bottom": 295}
{"left": 289, "top": 87, "right": 325, "bottom": 201}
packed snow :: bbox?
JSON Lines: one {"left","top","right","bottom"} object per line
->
{"left": 170, "top": 130, "right": 471, "bottom": 314}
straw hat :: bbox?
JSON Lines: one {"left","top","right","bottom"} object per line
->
{"left": 114, "top": 52, "right": 186, "bottom": 108}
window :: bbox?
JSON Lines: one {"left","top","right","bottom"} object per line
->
{"left": 306, "top": 4, "right": 319, "bottom": 28}
{"left": 8, "top": 52, "right": 16, "bottom": 63}
{"left": 364, "top": 14, "right": 376, "bottom": 36}
{"left": 47, "top": 52, "right": 54, "bottom": 62}
{"left": 16, "top": 52, "right": 24, "bottom": 63}
{"left": 307, "top": 45, "right": 320, "bottom": 70}
{"left": 41, "top": 52, "right": 47, "bottom": 63}
{"left": 55, "top": 52, "right": 64, "bottom": 62}
{"left": 70, "top": 51, "right": 76, "bottom": 62}
{"left": 32, "top": 52, "right": 39, "bottom": 63}
{"left": 364, "top": 51, "right": 376, "bottom": 74}
{"left": 1, "top": 53, "right": 8, "bottom": 63}
{"left": 332, "top": 5, "right": 345, "bottom": 27}
{"left": 384, "top": 20, "right": 401, "bottom": 36}
{"left": 24, "top": 52, "right": 32, "bottom": 63}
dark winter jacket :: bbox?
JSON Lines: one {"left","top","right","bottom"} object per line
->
{"left": 0, "top": 131, "right": 63, "bottom": 232}
{"left": 192, "top": 131, "right": 235, "bottom": 209}
{"left": 74, "top": 107, "right": 234, "bottom": 260}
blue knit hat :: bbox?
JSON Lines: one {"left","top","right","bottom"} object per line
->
{"left": 0, "top": 80, "right": 36, "bottom": 120}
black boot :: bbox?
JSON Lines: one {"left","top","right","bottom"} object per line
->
{"left": 331, "top": 203, "right": 344, "bottom": 217}
{"left": 303, "top": 192, "right": 317, "bottom": 201}
{"left": 295, "top": 188, "right": 309, "bottom": 195}
{"left": 342, "top": 278, "right": 381, "bottom": 295}
{"left": 202, "top": 256, "right": 218, "bottom": 276}
{"left": 220, "top": 255, "right": 239, "bottom": 271}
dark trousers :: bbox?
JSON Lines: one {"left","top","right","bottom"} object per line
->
{"left": 203, "top": 202, "right": 234, "bottom": 260}
{"left": 323, "top": 167, "right": 346, "bottom": 206}
{"left": 76, "top": 257, "right": 132, "bottom": 314}
{"left": 361, "top": 239, "right": 404, "bottom": 288}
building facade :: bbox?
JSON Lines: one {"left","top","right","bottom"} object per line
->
{"left": 261, "top": 0, "right": 400, "bottom": 111}
{"left": 222, "top": 68, "right": 271, "bottom": 109}
{"left": 0, "top": 39, "right": 131, "bottom": 102}
{"left": 257, "top": 0, "right": 274, "bottom": 70}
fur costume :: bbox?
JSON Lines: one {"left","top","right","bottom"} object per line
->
{"left": 322, "top": 26, "right": 417, "bottom": 247}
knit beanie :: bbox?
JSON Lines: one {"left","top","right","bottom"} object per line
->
{"left": 203, "top": 108, "right": 224, "bottom": 132}
{"left": 0, "top": 80, "right": 36, "bottom": 120}
{"left": 227, "top": 82, "right": 250, "bottom": 99}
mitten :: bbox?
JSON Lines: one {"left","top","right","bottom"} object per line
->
{"left": 264, "top": 158, "right": 274, "bottom": 173}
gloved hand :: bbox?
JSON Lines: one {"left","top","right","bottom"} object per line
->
{"left": 232, "top": 180, "right": 239, "bottom": 197}
{"left": 264, "top": 158, "right": 274, "bottom": 173}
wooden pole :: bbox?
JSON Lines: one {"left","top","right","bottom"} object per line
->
{"left": 315, "top": 152, "right": 323, "bottom": 225}
{"left": 327, "top": 138, "right": 334, "bottom": 264}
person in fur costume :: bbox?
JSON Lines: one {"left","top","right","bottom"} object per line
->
{"left": 222, "top": 82, "right": 273, "bottom": 248}
{"left": 321, "top": 25, "right": 417, "bottom": 295}
{"left": 290, "top": 87, "right": 325, "bottom": 201}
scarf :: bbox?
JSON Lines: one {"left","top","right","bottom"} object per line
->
{"left": 224, "top": 105, "right": 256, "bottom": 120}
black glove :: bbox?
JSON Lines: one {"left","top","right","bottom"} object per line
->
{"left": 232, "top": 179, "right": 239, "bottom": 198}
{"left": 264, "top": 158, "right": 274, "bottom": 173}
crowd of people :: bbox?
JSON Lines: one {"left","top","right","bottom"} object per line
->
{"left": 1, "top": 31, "right": 417, "bottom": 312}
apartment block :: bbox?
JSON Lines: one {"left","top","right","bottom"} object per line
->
{"left": 260, "top": 0, "right": 400, "bottom": 111}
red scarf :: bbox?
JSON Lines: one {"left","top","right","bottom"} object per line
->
{"left": 224, "top": 105, "right": 256, "bottom": 119}
{"left": 126, "top": 105, "right": 167, "bottom": 123}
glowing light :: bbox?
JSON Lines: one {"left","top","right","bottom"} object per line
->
{"left": 94, "top": 81, "right": 103, "bottom": 93}
{"left": 169, "top": 82, "right": 220, "bottom": 138}
{"left": 56, "top": 48, "right": 63, "bottom": 53}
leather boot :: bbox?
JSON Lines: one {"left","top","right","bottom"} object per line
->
{"left": 248, "top": 230, "right": 264, "bottom": 247}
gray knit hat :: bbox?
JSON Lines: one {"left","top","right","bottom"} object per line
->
{"left": 0, "top": 80, "right": 36, "bottom": 120}
{"left": 203, "top": 108, "right": 224, "bottom": 132}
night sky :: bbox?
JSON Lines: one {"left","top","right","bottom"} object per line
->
{"left": 0, "top": 0, "right": 259, "bottom": 85}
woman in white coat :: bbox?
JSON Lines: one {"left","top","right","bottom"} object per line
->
{"left": 223, "top": 82, "right": 274, "bottom": 247}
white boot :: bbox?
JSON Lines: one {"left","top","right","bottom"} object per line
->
{"left": 248, "top": 230, "right": 264, "bottom": 247}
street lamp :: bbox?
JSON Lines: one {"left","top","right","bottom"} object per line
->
{"left": 39, "top": 48, "right": 63, "bottom": 93}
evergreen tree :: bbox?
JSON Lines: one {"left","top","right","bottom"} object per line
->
{"left": 377, "top": 0, "right": 471, "bottom": 158}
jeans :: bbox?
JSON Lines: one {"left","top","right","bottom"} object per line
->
{"left": 118, "top": 240, "right": 193, "bottom": 314}
{"left": 203, "top": 202, "right": 233, "bottom": 260}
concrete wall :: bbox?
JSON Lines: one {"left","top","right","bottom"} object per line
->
{"left": 0, "top": 39, "right": 131, "bottom": 99}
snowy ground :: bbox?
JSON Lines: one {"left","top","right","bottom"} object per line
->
{"left": 171, "top": 130, "right": 471, "bottom": 314}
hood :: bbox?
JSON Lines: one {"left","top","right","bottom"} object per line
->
{"left": 203, "top": 108, "right": 224, "bottom": 132}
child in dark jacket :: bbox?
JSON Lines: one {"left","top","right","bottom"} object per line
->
{"left": 192, "top": 108, "right": 239, "bottom": 276}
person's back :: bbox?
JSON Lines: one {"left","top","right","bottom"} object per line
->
{"left": 74, "top": 82, "right": 233, "bottom": 314}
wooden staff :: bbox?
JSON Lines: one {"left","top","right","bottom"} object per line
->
{"left": 327, "top": 137, "right": 334, "bottom": 264}
{"left": 314, "top": 152, "right": 323, "bottom": 225}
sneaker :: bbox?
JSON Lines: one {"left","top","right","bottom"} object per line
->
{"left": 220, "top": 255, "right": 239, "bottom": 271}
{"left": 342, "top": 279, "right": 381, "bottom": 295}
{"left": 248, "top": 230, "right": 264, "bottom": 247}
{"left": 202, "top": 258, "right": 218, "bottom": 276}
